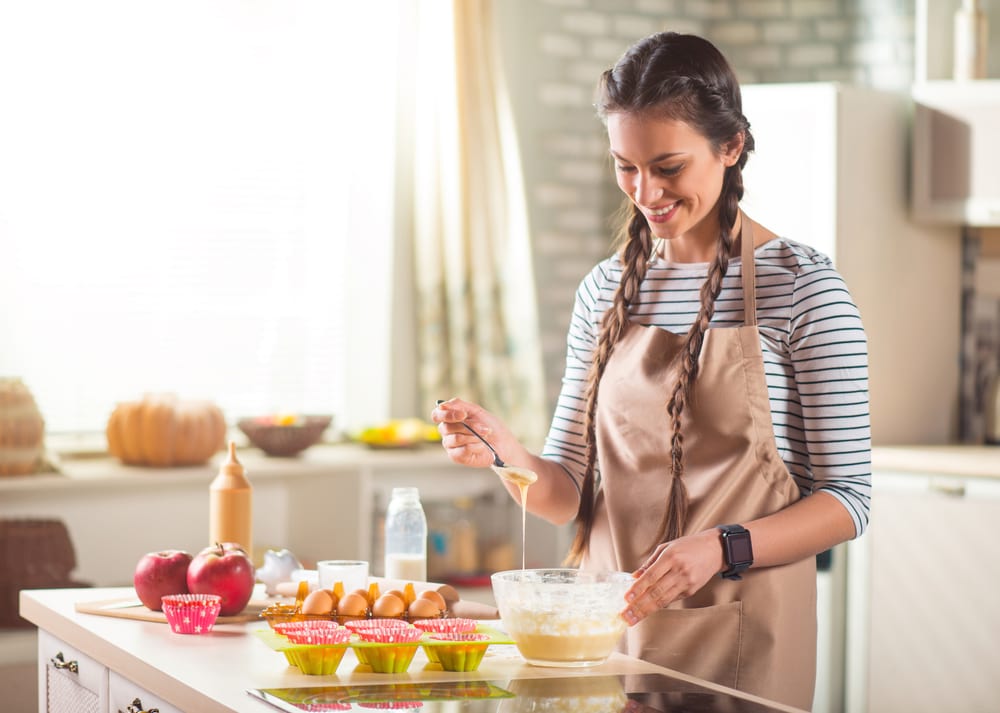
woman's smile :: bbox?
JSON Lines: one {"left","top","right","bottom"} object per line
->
{"left": 641, "top": 200, "right": 681, "bottom": 223}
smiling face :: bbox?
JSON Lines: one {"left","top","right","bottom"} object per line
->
{"left": 608, "top": 112, "right": 742, "bottom": 262}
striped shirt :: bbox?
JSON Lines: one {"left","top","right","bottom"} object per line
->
{"left": 542, "top": 238, "right": 872, "bottom": 537}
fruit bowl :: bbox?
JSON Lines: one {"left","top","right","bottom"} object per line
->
{"left": 491, "top": 568, "right": 632, "bottom": 668}
{"left": 237, "top": 414, "right": 332, "bottom": 457}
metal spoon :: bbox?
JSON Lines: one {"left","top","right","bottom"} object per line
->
{"left": 436, "top": 400, "right": 538, "bottom": 485}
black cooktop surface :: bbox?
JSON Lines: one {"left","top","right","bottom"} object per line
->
{"left": 248, "top": 672, "right": 792, "bottom": 712}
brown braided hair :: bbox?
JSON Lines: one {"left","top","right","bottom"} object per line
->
{"left": 567, "top": 33, "right": 755, "bottom": 564}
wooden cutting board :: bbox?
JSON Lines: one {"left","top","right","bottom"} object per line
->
{"left": 74, "top": 596, "right": 268, "bottom": 624}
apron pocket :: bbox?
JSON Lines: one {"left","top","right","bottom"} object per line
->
{"left": 628, "top": 600, "right": 743, "bottom": 690}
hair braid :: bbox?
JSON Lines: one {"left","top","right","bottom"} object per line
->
{"left": 654, "top": 168, "right": 744, "bottom": 547}
{"left": 566, "top": 207, "right": 651, "bottom": 564}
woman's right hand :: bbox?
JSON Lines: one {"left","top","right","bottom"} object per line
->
{"left": 431, "top": 397, "right": 520, "bottom": 469}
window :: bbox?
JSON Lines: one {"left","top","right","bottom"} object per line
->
{"left": 0, "top": 1, "right": 401, "bottom": 436}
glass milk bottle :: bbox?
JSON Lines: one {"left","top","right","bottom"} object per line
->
{"left": 384, "top": 487, "right": 428, "bottom": 582}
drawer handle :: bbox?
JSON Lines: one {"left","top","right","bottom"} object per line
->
{"left": 50, "top": 652, "right": 78, "bottom": 674}
{"left": 120, "top": 698, "right": 159, "bottom": 713}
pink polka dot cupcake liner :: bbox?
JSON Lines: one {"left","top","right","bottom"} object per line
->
{"left": 285, "top": 626, "right": 352, "bottom": 646}
{"left": 344, "top": 618, "right": 413, "bottom": 633}
{"left": 161, "top": 594, "right": 222, "bottom": 635}
{"left": 275, "top": 619, "right": 340, "bottom": 632}
{"left": 411, "top": 617, "right": 477, "bottom": 634}
{"left": 356, "top": 627, "right": 423, "bottom": 644}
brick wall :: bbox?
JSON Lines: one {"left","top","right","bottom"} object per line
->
{"left": 495, "top": 0, "right": 916, "bottom": 411}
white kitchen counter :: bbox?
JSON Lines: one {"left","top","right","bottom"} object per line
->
{"left": 20, "top": 587, "right": 805, "bottom": 713}
{"left": 872, "top": 444, "right": 1000, "bottom": 480}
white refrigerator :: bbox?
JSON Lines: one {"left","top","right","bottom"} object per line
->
{"left": 739, "top": 83, "right": 962, "bottom": 713}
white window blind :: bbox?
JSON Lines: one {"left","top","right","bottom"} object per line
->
{"left": 0, "top": 1, "right": 399, "bottom": 434}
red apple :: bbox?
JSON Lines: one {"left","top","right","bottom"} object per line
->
{"left": 186, "top": 542, "right": 255, "bottom": 616}
{"left": 133, "top": 550, "right": 193, "bottom": 611}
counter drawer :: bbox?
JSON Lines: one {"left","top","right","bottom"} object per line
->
{"left": 108, "top": 670, "right": 184, "bottom": 713}
{"left": 37, "top": 629, "right": 108, "bottom": 713}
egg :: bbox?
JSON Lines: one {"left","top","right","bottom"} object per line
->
{"left": 350, "top": 588, "right": 373, "bottom": 606}
{"left": 301, "top": 589, "right": 335, "bottom": 615}
{"left": 385, "top": 589, "right": 407, "bottom": 604}
{"left": 407, "top": 596, "right": 442, "bottom": 620}
{"left": 337, "top": 591, "right": 369, "bottom": 618}
{"left": 417, "top": 590, "right": 447, "bottom": 612}
{"left": 372, "top": 593, "right": 406, "bottom": 618}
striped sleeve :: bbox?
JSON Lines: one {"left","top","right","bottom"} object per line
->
{"left": 789, "top": 263, "right": 872, "bottom": 537}
{"left": 540, "top": 263, "right": 609, "bottom": 490}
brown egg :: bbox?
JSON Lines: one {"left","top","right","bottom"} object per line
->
{"left": 372, "top": 593, "right": 406, "bottom": 618}
{"left": 417, "top": 590, "right": 447, "bottom": 612}
{"left": 350, "top": 588, "right": 373, "bottom": 606}
{"left": 301, "top": 589, "right": 335, "bottom": 615}
{"left": 385, "top": 589, "right": 407, "bottom": 604}
{"left": 337, "top": 591, "right": 369, "bottom": 618}
{"left": 407, "top": 597, "right": 441, "bottom": 620}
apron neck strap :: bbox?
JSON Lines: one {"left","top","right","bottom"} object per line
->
{"left": 739, "top": 213, "right": 757, "bottom": 327}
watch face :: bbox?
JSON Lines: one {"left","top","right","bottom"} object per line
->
{"left": 727, "top": 534, "right": 753, "bottom": 564}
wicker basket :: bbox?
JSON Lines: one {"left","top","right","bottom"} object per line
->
{"left": 237, "top": 415, "right": 332, "bottom": 457}
{"left": 0, "top": 518, "right": 90, "bottom": 628}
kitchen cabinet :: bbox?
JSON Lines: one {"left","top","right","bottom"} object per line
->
{"left": 845, "top": 446, "right": 1000, "bottom": 713}
{"left": 38, "top": 629, "right": 184, "bottom": 713}
{"left": 108, "top": 670, "right": 183, "bottom": 713}
{"left": 911, "top": 80, "right": 1000, "bottom": 226}
{"left": 37, "top": 628, "right": 107, "bottom": 713}
{"left": 740, "top": 82, "right": 961, "bottom": 446}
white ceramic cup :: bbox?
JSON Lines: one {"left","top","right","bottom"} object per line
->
{"left": 289, "top": 568, "right": 319, "bottom": 591}
{"left": 317, "top": 560, "right": 369, "bottom": 592}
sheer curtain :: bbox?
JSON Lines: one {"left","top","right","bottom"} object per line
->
{"left": 407, "top": 0, "right": 547, "bottom": 443}
{"left": 0, "top": 1, "right": 399, "bottom": 435}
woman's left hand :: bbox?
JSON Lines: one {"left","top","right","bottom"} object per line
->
{"left": 620, "top": 528, "right": 725, "bottom": 626}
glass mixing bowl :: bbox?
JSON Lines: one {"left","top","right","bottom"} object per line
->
{"left": 491, "top": 568, "right": 632, "bottom": 667}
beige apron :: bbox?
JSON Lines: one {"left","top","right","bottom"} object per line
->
{"left": 583, "top": 220, "right": 817, "bottom": 710}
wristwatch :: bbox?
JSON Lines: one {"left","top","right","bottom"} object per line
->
{"left": 718, "top": 524, "right": 753, "bottom": 580}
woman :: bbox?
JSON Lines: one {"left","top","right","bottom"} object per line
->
{"left": 433, "top": 32, "right": 870, "bottom": 709}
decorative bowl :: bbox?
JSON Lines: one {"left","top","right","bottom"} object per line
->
{"left": 491, "top": 568, "right": 631, "bottom": 668}
{"left": 237, "top": 414, "right": 332, "bottom": 457}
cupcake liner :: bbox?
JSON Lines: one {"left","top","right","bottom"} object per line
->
{"left": 287, "top": 645, "right": 349, "bottom": 675}
{"left": 426, "top": 633, "right": 490, "bottom": 672}
{"left": 412, "top": 617, "right": 477, "bottom": 634}
{"left": 359, "top": 644, "right": 420, "bottom": 674}
{"left": 345, "top": 618, "right": 412, "bottom": 633}
{"left": 355, "top": 626, "right": 423, "bottom": 673}
{"left": 285, "top": 627, "right": 352, "bottom": 646}
{"left": 276, "top": 620, "right": 342, "bottom": 637}
{"left": 161, "top": 594, "right": 221, "bottom": 635}
{"left": 356, "top": 627, "right": 423, "bottom": 644}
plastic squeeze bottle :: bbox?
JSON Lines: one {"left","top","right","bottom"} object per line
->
{"left": 209, "top": 441, "right": 253, "bottom": 558}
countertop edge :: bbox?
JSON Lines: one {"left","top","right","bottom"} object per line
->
{"left": 872, "top": 445, "right": 1000, "bottom": 480}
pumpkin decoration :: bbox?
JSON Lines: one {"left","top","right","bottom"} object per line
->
{"left": 107, "top": 394, "right": 226, "bottom": 467}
